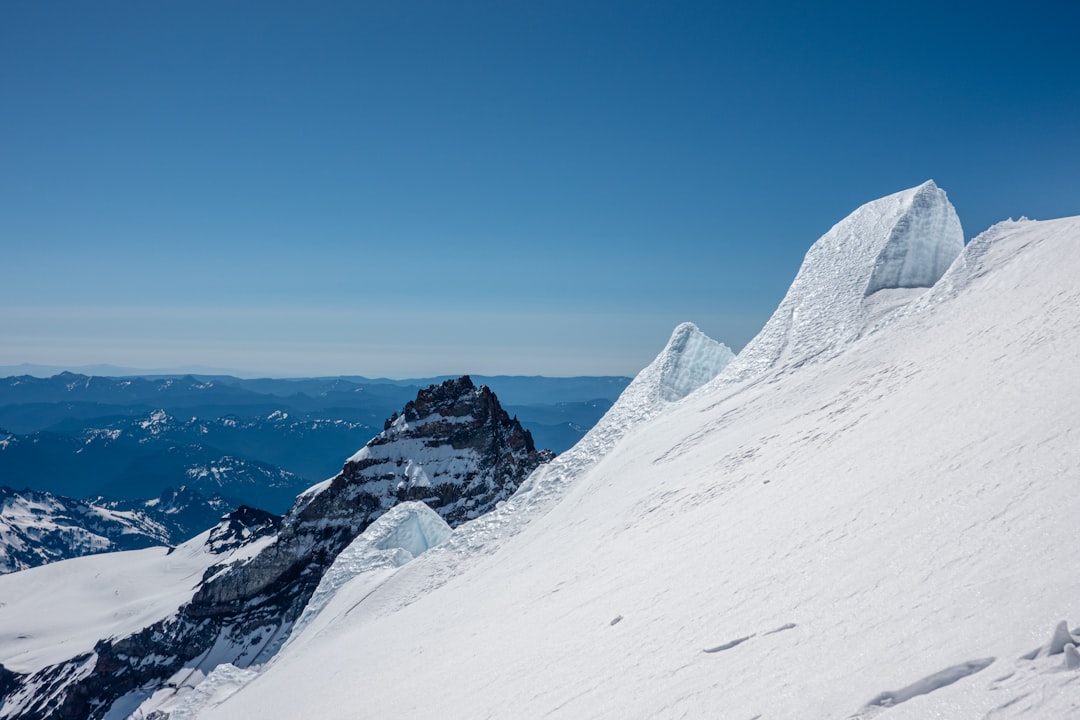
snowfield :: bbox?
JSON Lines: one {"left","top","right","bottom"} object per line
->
{"left": 199, "top": 201, "right": 1080, "bottom": 718}
{"left": 0, "top": 529, "right": 273, "bottom": 675}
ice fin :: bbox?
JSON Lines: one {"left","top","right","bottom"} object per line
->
{"left": 1064, "top": 644, "right": 1080, "bottom": 670}
{"left": 1046, "top": 620, "right": 1076, "bottom": 656}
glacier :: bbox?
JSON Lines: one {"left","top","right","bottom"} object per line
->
{"left": 712, "top": 180, "right": 963, "bottom": 388}
{"left": 287, "top": 501, "right": 452, "bottom": 646}
{"left": 0, "top": 527, "right": 275, "bottom": 675}
{"left": 3, "top": 184, "right": 1078, "bottom": 720}
{"left": 198, "top": 199, "right": 1080, "bottom": 719}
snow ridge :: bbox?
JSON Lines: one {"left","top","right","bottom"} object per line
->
{"left": 327, "top": 323, "right": 734, "bottom": 616}
{"left": 197, "top": 212, "right": 1080, "bottom": 720}
{"left": 462, "top": 322, "right": 731, "bottom": 543}
{"left": 712, "top": 180, "right": 963, "bottom": 388}
{"left": 0, "top": 487, "right": 171, "bottom": 574}
{"left": 288, "top": 502, "right": 451, "bottom": 647}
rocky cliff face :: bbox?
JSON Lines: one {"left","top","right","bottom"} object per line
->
{"left": 0, "top": 377, "right": 552, "bottom": 720}
{"left": 341, "top": 375, "right": 554, "bottom": 526}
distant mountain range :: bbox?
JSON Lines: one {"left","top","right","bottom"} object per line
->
{"left": 0, "top": 376, "right": 557, "bottom": 717}
{"left": 0, "top": 373, "right": 628, "bottom": 570}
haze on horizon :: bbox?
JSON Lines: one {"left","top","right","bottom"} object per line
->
{"left": 2, "top": 1, "right": 1077, "bottom": 378}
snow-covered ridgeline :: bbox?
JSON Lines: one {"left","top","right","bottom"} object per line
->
{"left": 201, "top": 213, "right": 1080, "bottom": 719}
{"left": 709, "top": 180, "right": 963, "bottom": 390}
{"left": 129, "top": 503, "right": 452, "bottom": 720}
{"left": 152, "top": 325, "right": 732, "bottom": 716}
{"left": 307, "top": 323, "right": 733, "bottom": 622}
{"left": 503, "top": 322, "right": 731, "bottom": 524}
{"left": 0, "top": 488, "right": 172, "bottom": 574}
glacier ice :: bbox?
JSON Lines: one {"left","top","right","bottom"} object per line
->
{"left": 288, "top": 502, "right": 452, "bottom": 643}
{"left": 649, "top": 322, "right": 736, "bottom": 402}
{"left": 712, "top": 180, "right": 964, "bottom": 388}
{"left": 863, "top": 181, "right": 964, "bottom": 295}
{"left": 510, "top": 322, "right": 733, "bottom": 507}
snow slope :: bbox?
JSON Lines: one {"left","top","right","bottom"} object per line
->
{"left": 125, "top": 502, "right": 452, "bottom": 720}
{"left": 116, "top": 326, "right": 733, "bottom": 719}
{"left": 307, "top": 321, "right": 733, "bottom": 607}
{"left": 0, "top": 529, "right": 272, "bottom": 675}
{"left": 203, "top": 213, "right": 1080, "bottom": 719}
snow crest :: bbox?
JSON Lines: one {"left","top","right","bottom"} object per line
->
{"left": 289, "top": 502, "right": 452, "bottom": 643}
{"left": 308, "top": 323, "right": 734, "bottom": 619}
{"left": 714, "top": 180, "right": 963, "bottom": 387}
{"left": 645, "top": 322, "right": 736, "bottom": 402}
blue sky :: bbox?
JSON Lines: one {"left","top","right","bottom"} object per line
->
{"left": 2, "top": 1, "right": 1077, "bottom": 377}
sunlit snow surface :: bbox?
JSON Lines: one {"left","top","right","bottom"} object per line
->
{"left": 288, "top": 501, "right": 452, "bottom": 646}
{"left": 202, "top": 215, "right": 1080, "bottom": 719}
{"left": 138, "top": 503, "right": 452, "bottom": 719}
{"left": 711, "top": 180, "right": 963, "bottom": 388}
{"left": 0, "top": 530, "right": 273, "bottom": 674}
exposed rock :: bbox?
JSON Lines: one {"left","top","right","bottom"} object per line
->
{"left": 0, "top": 377, "right": 552, "bottom": 719}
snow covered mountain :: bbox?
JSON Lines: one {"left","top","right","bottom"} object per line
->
{"left": 0, "top": 487, "right": 168, "bottom": 574}
{"left": 0, "top": 486, "right": 234, "bottom": 574}
{"left": 0, "top": 377, "right": 552, "bottom": 719}
{"left": 333, "top": 375, "right": 555, "bottom": 527}
{"left": 192, "top": 188, "right": 1077, "bottom": 718}
{"left": 3, "top": 182, "right": 1079, "bottom": 719}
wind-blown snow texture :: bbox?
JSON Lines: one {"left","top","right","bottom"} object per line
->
{"left": 201, "top": 203, "right": 1079, "bottom": 718}
{"left": 120, "top": 324, "right": 734, "bottom": 718}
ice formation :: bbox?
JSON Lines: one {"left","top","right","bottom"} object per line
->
{"left": 713, "top": 180, "right": 963, "bottom": 387}
{"left": 641, "top": 322, "right": 736, "bottom": 403}
{"left": 288, "top": 501, "right": 452, "bottom": 644}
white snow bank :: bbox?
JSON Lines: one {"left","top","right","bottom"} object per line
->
{"left": 0, "top": 537, "right": 208, "bottom": 673}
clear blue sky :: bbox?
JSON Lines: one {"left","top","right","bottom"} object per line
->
{"left": 2, "top": 1, "right": 1077, "bottom": 377}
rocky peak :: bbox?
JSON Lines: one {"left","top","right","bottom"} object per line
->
{"left": 0, "top": 377, "right": 554, "bottom": 719}
{"left": 204, "top": 505, "right": 282, "bottom": 555}
{"left": 344, "top": 376, "right": 552, "bottom": 527}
